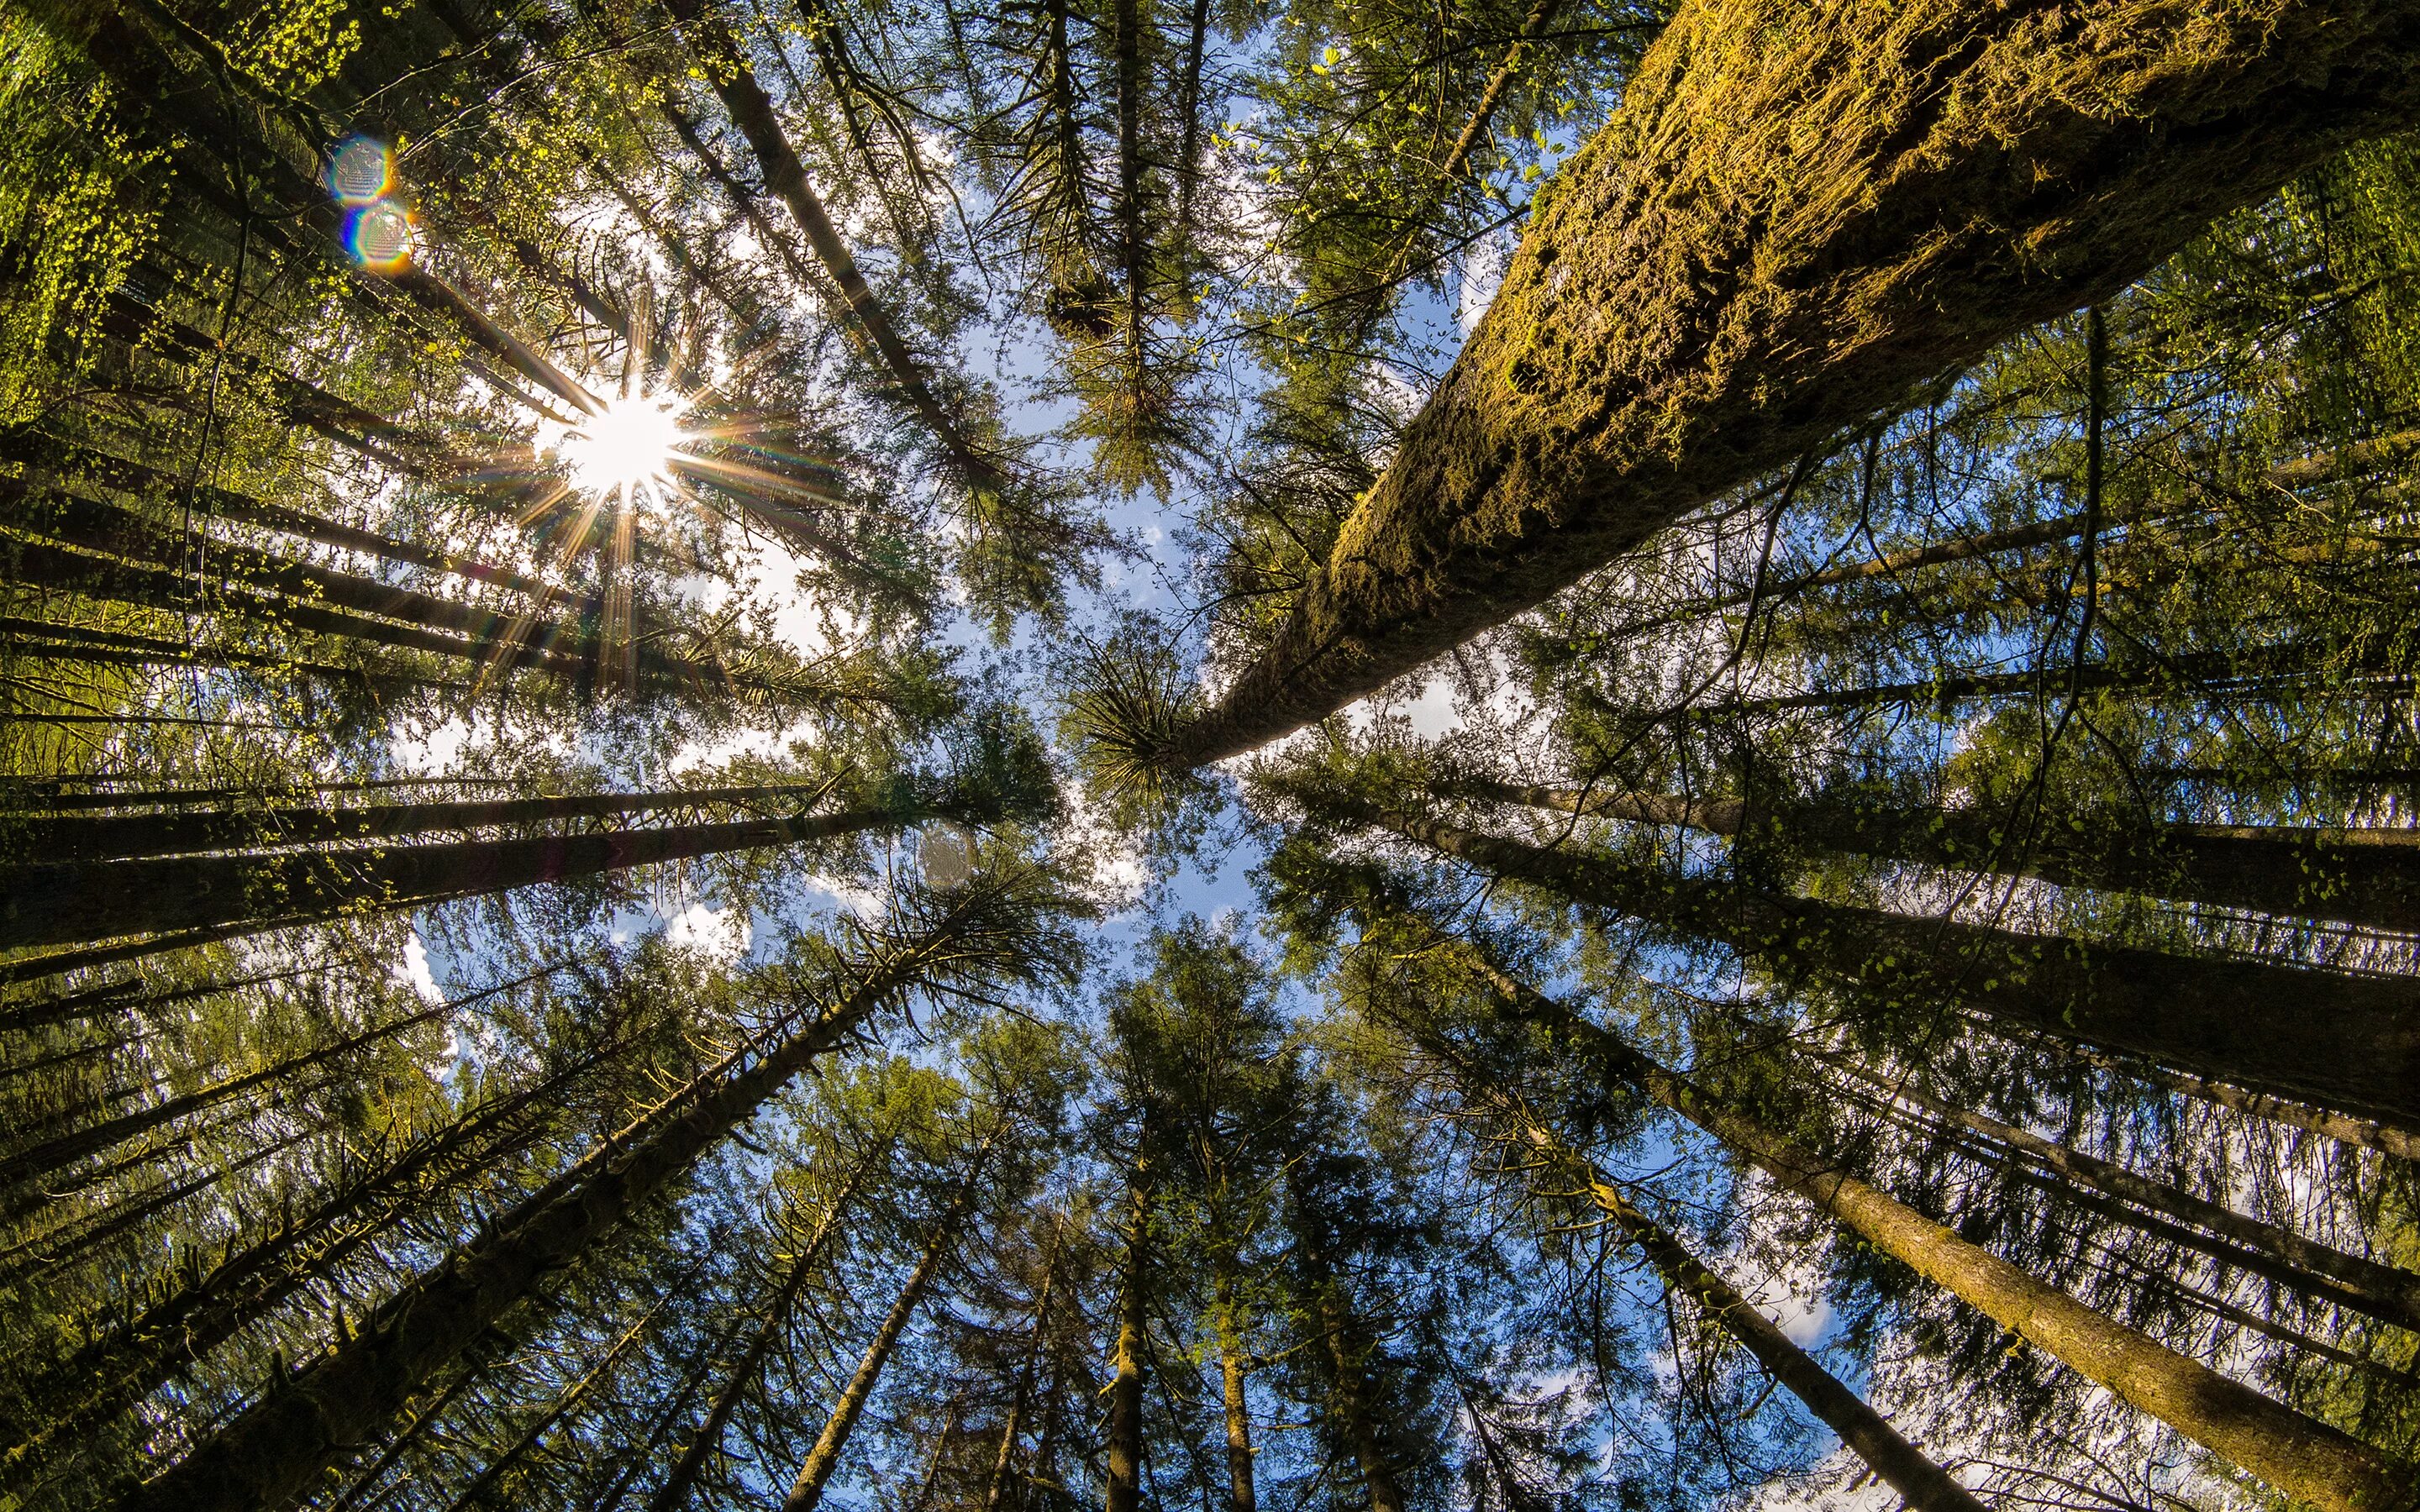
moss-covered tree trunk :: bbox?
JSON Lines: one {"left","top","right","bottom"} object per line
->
{"left": 1105, "top": 1149, "right": 1154, "bottom": 1512}
{"left": 1165, "top": 0, "right": 2420, "bottom": 764}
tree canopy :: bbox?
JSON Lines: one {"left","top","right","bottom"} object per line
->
{"left": 6, "top": 2, "right": 2420, "bottom": 1509}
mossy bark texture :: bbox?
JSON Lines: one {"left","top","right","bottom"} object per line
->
{"left": 1176, "top": 0, "right": 2420, "bottom": 764}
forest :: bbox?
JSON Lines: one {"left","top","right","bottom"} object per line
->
{"left": 3, "top": 0, "right": 2419, "bottom": 1509}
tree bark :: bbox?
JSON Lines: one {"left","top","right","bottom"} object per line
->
{"left": 1357, "top": 803, "right": 2420, "bottom": 1129}
{"left": 1105, "top": 1147, "right": 1153, "bottom": 1512}
{"left": 1213, "top": 1263, "right": 1255, "bottom": 1512}
{"left": 1816, "top": 1053, "right": 2420, "bottom": 1332}
{"left": 13, "top": 779, "right": 836, "bottom": 863}
{"left": 0, "top": 801, "right": 910, "bottom": 952}
{"left": 1165, "top": 0, "right": 2420, "bottom": 764}
{"left": 1455, "top": 778, "right": 2420, "bottom": 936}
{"left": 112, "top": 888, "right": 1015, "bottom": 1512}
{"left": 1469, "top": 1095, "right": 1985, "bottom": 1512}
{"left": 781, "top": 1137, "right": 994, "bottom": 1512}
{"left": 1287, "top": 1184, "right": 1404, "bottom": 1512}
{"left": 1465, "top": 960, "right": 2416, "bottom": 1512}
{"left": 648, "top": 1153, "right": 879, "bottom": 1512}
{"left": 981, "top": 1226, "right": 1063, "bottom": 1512}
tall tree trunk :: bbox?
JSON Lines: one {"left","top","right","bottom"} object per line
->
{"left": 2033, "top": 1038, "right": 2420, "bottom": 1164}
{"left": 15, "top": 778, "right": 835, "bottom": 862}
{"left": 8, "top": 1038, "right": 605, "bottom": 1462}
{"left": 781, "top": 1134, "right": 995, "bottom": 1512}
{"left": 1, "top": 801, "right": 912, "bottom": 951}
{"left": 438, "top": 1294, "right": 672, "bottom": 1512}
{"left": 1287, "top": 1186, "right": 1404, "bottom": 1512}
{"left": 0, "top": 966, "right": 559, "bottom": 1191}
{"left": 111, "top": 885, "right": 1018, "bottom": 1512}
{"left": 1459, "top": 955, "right": 2414, "bottom": 1512}
{"left": 1213, "top": 1261, "right": 1255, "bottom": 1512}
{"left": 1813, "top": 1053, "right": 2420, "bottom": 1332}
{"left": 1453, "top": 777, "right": 2420, "bottom": 935}
{"left": 983, "top": 1224, "right": 1065, "bottom": 1512}
{"left": 1160, "top": 0, "right": 2420, "bottom": 765}
{"left": 657, "top": 0, "right": 1000, "bottom": 491}
{"left": 1350, "top": 802, "right": 2420, "bottom": 1128}
{"left": 1446, "top": 1066, "right": 1986, "bottom": 1512}
{"left": 647, "top": 1152, "right": 879, "bottom": 1512}
{"left": 1105, "top": 1146, "right": 1154, "bottom": 1512}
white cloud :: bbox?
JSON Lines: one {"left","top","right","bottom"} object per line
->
{"left": 665, "top": 900, "right": 753, "bottom": 963}
{"left": 394, "top": 932, "right": 444, "bottom": 1003}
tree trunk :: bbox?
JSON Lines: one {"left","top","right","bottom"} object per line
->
{"left": 1817, "top": 1053, "right": 2420, "bottom": 1332}
{"left": 1164, "top": 0, "right": 2420, "bottom": 764}
{"left": 1468, "top": 963, "right": 2417, "bottom": 1512}
{"left": 648, "top": 1153, "right": 878, "bottom": 1512}
{"left": 13, "top": 779, "right": 836, "bottom": 863}
{"left": 0, "top": 801, "right": 907, "bottom": 952}
{"left": 11, "top": 1040, "right": 600, "bottom": 1462}
{"left": 1359, "top": 803, "right": 2420, "bottom": 1129}
{"left": 1104, "top": 1148, "right": 1153, "bottom": 1512}
{"left": 0, "top": 966, "right": 557, "bottom": 1191}
{"left": 1455, "top": 778, "right": 2420, "bottom": 936}
{"left": 781, "top": 1137, "right": 994, "bottom": 1512}
{"left": 112, "top": 887, "right": 1013, "bottom": 1512}
{"left": 1213, "top": 1262, "right": 1255, "bottom": 1512}
{"left": 1470, "top": 1092, "right": 1985, "bottom": 1512}
{"left": 1287, "top": 1186, "right": 1403, "bottom": 1512}
{"left": 439, "top": 1294, "right": 671, "bottom": 1512}
{"left": 981, "top": 1227, "right": 1062, "bottom": 1512}
{"left": 658, "top": 0, "right": 1000, "bottom": 491}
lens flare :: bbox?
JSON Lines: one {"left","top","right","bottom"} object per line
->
{"left": 345, "top": 202, "right": 415, "bottom": 271}
{"left": 554, "top": 394, "right": 691, "bottom": 503}
{"left": 325, "top": 136, "right": 394, "bottom": 205}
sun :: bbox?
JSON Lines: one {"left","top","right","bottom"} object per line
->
{"left": 555, "top": 394, "right": 690, "bottom": 502}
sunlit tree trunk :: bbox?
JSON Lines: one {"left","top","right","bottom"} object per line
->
{"left": 1160, "top": 0, "right": 2420, "bottom": 764}
{"left": 1105, "top": 1144, "right": 1154, "bottom": 1512}
{"left": 1213, "top": 1262, "right": 1256, "bottom": 1512}
{"left": 981, "top": 1227, "right": 1062, "bottom": 1512}
{"left": 650, "top": 1153, "right": 880, "bottom": 1512}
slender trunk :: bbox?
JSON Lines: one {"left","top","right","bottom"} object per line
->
{"left": 1113, "top": 0, "right": 1151, "bottom": 370}
{"left": 1356, "top": 804, "right": 2420, "bottom": 1129}
{"left": 113, "top": 890, "right": 1008, "bottom": 1512}
{"left": 2040, "top": 1040, "right": 2420, "bottom": 1165}
{"left": 0, "top": 618, "right": 421, "bottom": 692}
{"left": 15, "top": 779, "right": 835, "bottom": 862}
{"left": 1105, "top": 1149, "right": 1153, "bottom": 1512}
{"left": 1286, "top": 1183, "right": 1403, "bottom": 1512}
{"left": 658, "top": 0, "right": 999, "bottom": 491}
{"left": 1470, "top": 1090, "right": 1984, "bottom": 1512}
{"left": 649, "top": 1153, "right": 882, "bottom": 1512}
{"left": 781, "top": 1137, "right": 994, "bottom": 1512}
{"left": 1818, "top": 1053, "right": 2420, "bottom": 1332}
{"left": 1457, "top": 778, "right": 2420, "bottom": 936}
{"left": 0, "top": 436, "right": 539, "bottom": 592}
{"left": 1213, "top": 1261, "right": 1255, "bottom": 1512}
{"left": 15, "top": 1044, "right": 597, "bottom": 1458}
{"left": 439, "top": 1294, "right": 671, "bottom": 1512}
{"left": 1163, "top": 0, "right": 2420, "bottom": 764}
{"left": 0, "top": 801, "right": 908, "bottom": 951}
{"left": 1471, "top": 962, "right": 2414, "bottom": 1512}
{"left": 0, "top": 966, "right": 558, "bottom": 1191}
{"left": 983, "top": 1226, "right": 1065, "bottom": 1512}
